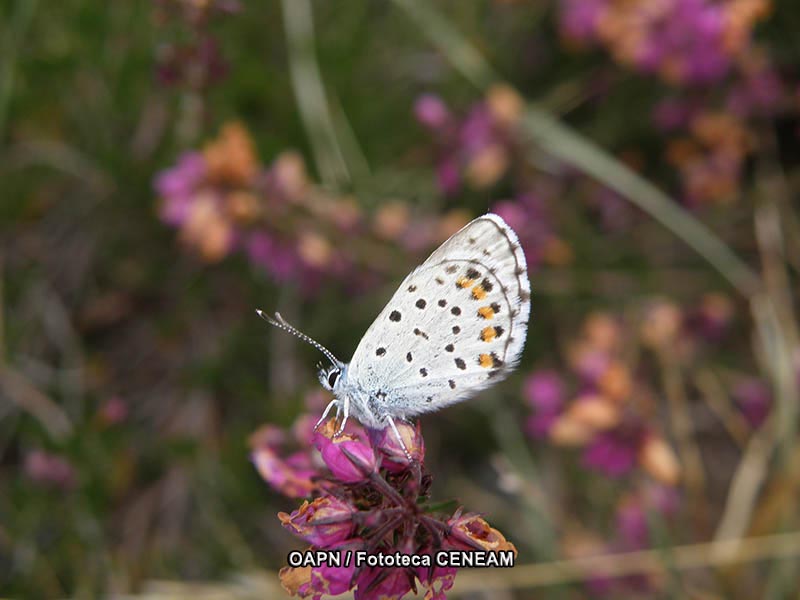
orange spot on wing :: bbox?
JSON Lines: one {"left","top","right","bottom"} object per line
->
{"left": 481, "top": 327, "right": 497, "bottom": 342}
{"left": 479, "top": 353, "right": 493, "bottom": 368}
{"left": 472, "top": 285, "right": 487, "bottom": 300}
{"left": 456, "top": 277, "right": 475, "bottom": 289}
{"left": 478, "top": 306, "right": 495, "bottom": 319}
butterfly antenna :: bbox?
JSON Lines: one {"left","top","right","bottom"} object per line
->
{"left": 255, "top": 309, "right": 341, "bottom": 366}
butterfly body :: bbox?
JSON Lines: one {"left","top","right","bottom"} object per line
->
{"left": 309, "top": 213, "right": 531, "bottom": 431}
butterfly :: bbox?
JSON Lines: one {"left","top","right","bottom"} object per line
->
{"left": 258, "top": 213, "right": 531, "bottom": 456}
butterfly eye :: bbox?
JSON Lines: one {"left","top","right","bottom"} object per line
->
{"left": 327, "top": 370, "right": 340, "bottom": 388}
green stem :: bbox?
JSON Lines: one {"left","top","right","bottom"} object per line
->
{"left": 281, "top": 0, "right": 350, "bottom": 188}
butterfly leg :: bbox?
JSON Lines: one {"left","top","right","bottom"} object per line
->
{"left": 334, "top": 395, "right": 350, "bottom": 436}
{"left": 314, "top": 399, "right": 339, "bottom": 431}
{"left": 385, "top": 414, "right": 412, "bottom": 461}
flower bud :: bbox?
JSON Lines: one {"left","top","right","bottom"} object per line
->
{"left": 251, "top": 446, "right": 317, "bottom": 498}
{"left": 465, "top": 143, "right": 508, "bottom": 189}
{"left": 445, "top": 512, "right": 518, "bottom": 555}
{"left": 414, "top": 94, "right": 451, "bottom": 130}
{"left": 486, "top": 83, "right": 524, "bottom": 127}
{"left": 639, "top": 434, "right": 681, "bottom": 486}
{"left": 278, "top": 496, "right": 355, "bottom": 547}
{"left": 582, "top": 430, "right": 640, "bottom": 478}
{"left": 524, "top": 370, "right": 565, "bottom": 413}
{"left": 567, "top": 394, "right": 619, "bottom": 430}
{"left": 313, "top": 429, "right": 377, "bottom": 483}
{"left": 24, "top": 450, "right": 76, "bottom": 489}
{"left": 369, "top": 420, "right": 424, "bottom": 472}
{"left": 355, "top": 566, "right": 413, "bottom": 600}
{"left": 549, "top": 414, "right": 594, "bottom": 446}
{"left": 598, "top": 361, "right": 633, "bottom": 402}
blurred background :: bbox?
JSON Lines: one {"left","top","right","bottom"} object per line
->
{"left": 3, "top": 0, "right": 800, "bottom": 597}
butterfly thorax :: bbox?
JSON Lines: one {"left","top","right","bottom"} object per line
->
{"left": 317, "top": 362, "right": 384, "bottom": 430}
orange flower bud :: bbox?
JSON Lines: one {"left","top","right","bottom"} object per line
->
{"left": 639, "top": 435, "right": 681, "bottom": 486}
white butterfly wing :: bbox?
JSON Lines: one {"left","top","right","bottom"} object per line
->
{"left": 347, "top": 213, "right": 530, "bottom": 420}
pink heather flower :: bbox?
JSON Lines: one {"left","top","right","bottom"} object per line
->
{"left": 251, "top": 446, "right": 318, "bottom": 498}
{"left": 727, "top": 63, "right": 785, "bottom": 117}
{"left": 436, "top": 158, "right": 461, "bottom": 196}
{"left": 559, "top": 0, "right": 769, "bottom": 86}
{"left": 445, "top": 511, "right": 518, "bottom": 554}
{"left": 368, "top": 420, "right": 425, "bottom": 473}
{"left": 524, "top": 369, "right": 567, "bottom": 438}
{"left": 616, "top": 484, "right": 682, "bottom": 549}
{"left": 245, "top": 232, "right": 303, "bottom": 283}
{"left": 585, "top": 485, "right": 681, "bottom": 595}
{"left": 418, "top": 94, "right": 515, "bottom": 196}
{"left": 626, "top": 0, "right": 730, "bottom": 84}
{"left": 313, "top": 429, "right": 377, "bottom": 484}
{"left": 573, "top": 349, "right": 611, "bottom": 384}
{"left": 98, "top": 396, "right": 129, "bottom": 425}
{"left": 310, "top": 559, "right": 358, "bottom": 597}
{"left": 278, "top": 496, "right": 355, "bottom": 548}
{"left": 416, "top": 564, "right": 457, "bottom": 600}
{"left": 524, "top": 370, "right": 565, "bottom": 413}
{"left": 24, "top": 450, "right": 76, "bottom": 489}
{"left": 733, "top": 378, "right": 772, "bottom": 428}
{"left": 616, "top": 498, "right": 649, "bottom": 550}
{"left": 527, "top": 411, "right": 561, "bottom": 439}
{"left": 559, "top": 0, "right": 605, "bottom": 42}
{"left": 582, "top": 427, "right": 645, "bottom": 478}
{"left": 354, "top": 567, "right": 414, "bottom": 600}
{"left": 279, "top": 550, "right": 356, "bottom": 599}
{"left": 250, "top": 422, "right": 319, "bottom": 498}
{"left": 273, "top": 420, "right": 515, "bottom": 599}
{"left": 154, "top": 152, "right": 207, "bottom": 225}
{"left": 414, "top": 94, "right": 451, "bottom": 130}
{"left": 293, "top": 413, "right": 322, "bottom": 447}
{"left": 458, "top": 105, "right": 496, "bottom": 154}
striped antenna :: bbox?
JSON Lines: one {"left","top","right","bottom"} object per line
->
{"left": 255, "top": 310, "right": 341, "bottom": 366}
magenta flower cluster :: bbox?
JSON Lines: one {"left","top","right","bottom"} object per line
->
{"left": 154, "top": 123, "right": 369, "bottom": 294}
{"left": 252, "top": 417, "right": 516, "bottom": 600}
{"left": 414, "top": 86, "right": 523, "bottom": 197}
{"left": 153, "top": 0, "right": 241, "bottom": 90}
{"left": 522, "top": 299, "right": 775, "bottom": 485}
{"left": 585, "top": 483, "right": 681, "bottom": 595}
{"left": 155, "top": 122, "right": 482, "bottom": 296}
{"left": 559, "top": 0, "right": 770, "bottom": 86}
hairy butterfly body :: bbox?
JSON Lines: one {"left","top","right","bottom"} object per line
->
{"left": 258, "top": 213, "right": 530, "bottom": 452}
